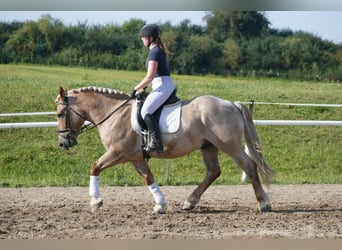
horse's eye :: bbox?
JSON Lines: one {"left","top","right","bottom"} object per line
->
{"left": 57, "top": 113, "right": 65, "bottom": 118}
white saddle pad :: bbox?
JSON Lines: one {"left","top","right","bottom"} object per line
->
{"left": 131, "top": 100, "right": 182, "bottom": 134}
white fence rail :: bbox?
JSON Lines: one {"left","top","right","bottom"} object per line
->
{"left": 254, "top": 120, "right": 342, "bottom": 126}
{"left": 0, "top": 121, "right": 94, "bottom": 129}
{"left": 0, "top": 112, "right": 56, "bottom": 117}
{"left": 252, "top": 102, "right": 342, "bottom": 108}
{"left": 1, "top": 120, "right": 342, "bottom": 129}
{"left": 0, "top": 122, "right": 58, "bottom": 129}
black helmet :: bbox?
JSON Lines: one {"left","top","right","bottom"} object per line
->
{"left": 140, "top": 24, "right": 160, "bottom": 38}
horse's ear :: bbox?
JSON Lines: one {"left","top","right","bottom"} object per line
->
{"left": 59, "top": 86, "right": 67, "bottom": 101}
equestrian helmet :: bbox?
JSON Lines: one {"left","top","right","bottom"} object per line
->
{"left": 140, "top": 24, "right": 160, "bottom": 38}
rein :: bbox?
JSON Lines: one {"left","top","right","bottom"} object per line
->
{"left": 78, "top": 97, "right": 132, "bottom": 135}
{"left": 57, "top": 92, "right": 132, "bottom": 136}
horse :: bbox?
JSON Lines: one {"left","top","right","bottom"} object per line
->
{"left": 55, "top": 86, "right": 275, "bottom": 214}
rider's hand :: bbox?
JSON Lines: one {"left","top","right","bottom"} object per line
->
{"left": 130, "top": 88, "right": 137, "bottom": 98}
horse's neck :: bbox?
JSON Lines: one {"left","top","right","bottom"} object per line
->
{"left": 75, "top": 91, "right": 128, "bottom": 124}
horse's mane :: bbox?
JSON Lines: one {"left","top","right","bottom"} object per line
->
{"left": 71, "top": 86, "right": 129, "bottom": 97}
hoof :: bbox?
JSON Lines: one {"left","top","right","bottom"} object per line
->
{"left": 258, "top": 201, "right": 272, "bottom": 212}
{"left": 182, "top": 197, "right": 199, "bottom": 210}
{"left": 90, "top": 197, "right": 103, "bottom": 213}
{"left": 153, "top": 203, "right": 166, "bottom": 214}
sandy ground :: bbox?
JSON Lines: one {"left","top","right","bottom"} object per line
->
{"left": 0, "top": 184, "right": 341, "bottom": 239}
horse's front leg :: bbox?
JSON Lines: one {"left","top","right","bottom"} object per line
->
{"left": 89, "top": 161, "right": 104, "bottom": 213}
{"left": 89, "top": 178, "right": 103, "bottom": 213}
{"left": 133, "top": 161, "right": 166, "bottom": 214}
{"left": 89, "top": 151, "right": 124, "bottom": 213}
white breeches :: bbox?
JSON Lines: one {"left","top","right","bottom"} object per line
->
{"left": 141, "top": 76, "right": 175, "bottom": 119}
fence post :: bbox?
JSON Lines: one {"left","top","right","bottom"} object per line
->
{"left": 249, "top": 99, "right": 254, "bottom": 115}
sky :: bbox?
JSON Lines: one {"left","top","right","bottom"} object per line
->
{"left": 0, "top": 11, "right": 341, "bottom": 44}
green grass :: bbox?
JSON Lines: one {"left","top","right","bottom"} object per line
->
{"left": 0, "top": 64, "right": 341, "bottom": 187}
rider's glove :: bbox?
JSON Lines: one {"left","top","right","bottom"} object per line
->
{"left": 130, "top": 88, "right": 137, "bottom": 98}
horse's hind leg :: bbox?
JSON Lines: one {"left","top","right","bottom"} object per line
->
{"left": 182, "top": 143, "right": 221, "bottom": 210}
{"left": 228, "top": 146, "right": 271, "bottom": 212}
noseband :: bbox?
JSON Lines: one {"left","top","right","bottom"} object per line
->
{"left": 56, "top": 92, "right": 85, "bottom": 142}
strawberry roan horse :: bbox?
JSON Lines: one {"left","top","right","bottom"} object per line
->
{"left": 56, "top": 86, "right": 274, "bottom": 214}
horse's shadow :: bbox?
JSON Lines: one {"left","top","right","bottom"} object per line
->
{"left": 175, "top": 206, "right": 239, "bottom": 214}
{"left": 175, "top": 207, "right": 341, "bottom": 215}
{"left": 272, "top": 208, "right": 342, "bottom": 214}
{"left": 194, "top": 209, "right": 238, "bottom": 214}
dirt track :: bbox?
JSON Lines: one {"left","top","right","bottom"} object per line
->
{"left": 0, "top": 185, "right": 341, "bottom": 239}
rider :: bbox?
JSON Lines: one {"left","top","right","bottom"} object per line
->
{"left": 131, "top": 24, "right": 176, "bottom": 153}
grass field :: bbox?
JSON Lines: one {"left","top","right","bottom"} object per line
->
{"left": 0, "top": 64, "right": 341, "bottom": 187}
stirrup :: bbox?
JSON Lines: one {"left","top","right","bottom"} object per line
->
{"left": 144, "top": 143, "right": 163, "bottom": 153}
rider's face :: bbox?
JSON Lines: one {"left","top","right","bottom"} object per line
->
{"left": 141, "top": 36, "right": 150, "bottom": 47}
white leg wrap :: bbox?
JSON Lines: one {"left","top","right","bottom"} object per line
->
{"left": 148, "top": 182, "right": 165, "bottom": 204}
{"left": 89, "top": 176, "right": 100, "bottom": 198}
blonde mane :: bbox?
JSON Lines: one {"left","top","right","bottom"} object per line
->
{"left": 71, "top": 86, "right": 128, "bottom": 97}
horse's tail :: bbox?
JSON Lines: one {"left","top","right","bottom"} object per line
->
{"left": 234, "top": 102, "right": 275, "bottom": 186}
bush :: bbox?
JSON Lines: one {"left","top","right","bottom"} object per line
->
{"left": 49, "top": 47, "right": 82, "bottom": 66}
{"left": 335, "top": 63, "right": 342, "bottom": 82}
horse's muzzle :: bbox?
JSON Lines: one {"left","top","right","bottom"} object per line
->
{"left": 59, "top": 135, "right": 78, "bottom": 150}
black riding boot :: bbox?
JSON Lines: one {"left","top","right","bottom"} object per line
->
{"left": 143, "top": 113, "right": 163, "bottom": 153}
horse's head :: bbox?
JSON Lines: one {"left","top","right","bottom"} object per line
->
{"left": 55, "top": 87, "right": 85, "bottom": 150}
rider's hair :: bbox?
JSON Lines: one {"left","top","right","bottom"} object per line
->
{"left": 155, "top": 37, "right": 170, "bottom": 56}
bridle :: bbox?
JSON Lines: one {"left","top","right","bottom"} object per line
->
{"left": 57, "top": 91, "right": 132, "bottom": 138}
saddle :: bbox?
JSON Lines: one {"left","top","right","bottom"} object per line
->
{"left": 131, "top": 89, "right": 181, "bottom": 159}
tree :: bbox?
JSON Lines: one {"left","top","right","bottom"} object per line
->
{"left": 37, "top": 14, "right": 64, "bottom": 56}
{"left": 176, "top": 35, "right": 222, "bottom": 74}
{"left": 206, "top": 11, "right": 270, "bottom": 42}
{"left": 99, "top": 24, "right": 127, "bottom": 55}
{"left": 5, "top": 21, "right": 43, "bottom": 63}
{"left": 222, "top": 39, "right": 241, "bottom": 71}
{"left": 61, "top": 22, "right": 87, "bottom": 49}
{"left": 0, "top": 22, "right": 23, "bottom": 63}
